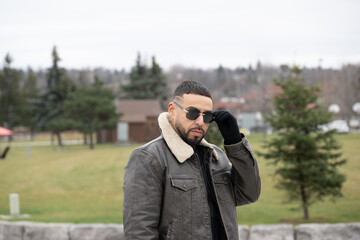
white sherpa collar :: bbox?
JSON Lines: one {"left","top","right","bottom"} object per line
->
{"left": 158, "top": 112, "right": 218, "bottom": 163}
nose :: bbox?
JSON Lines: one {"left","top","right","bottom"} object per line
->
{"left": 194, "top": 114, "right": 205, "bottom": 126}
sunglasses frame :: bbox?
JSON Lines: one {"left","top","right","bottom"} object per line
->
{"left": 174, "top": 102, "right": 215, "bottom": 123}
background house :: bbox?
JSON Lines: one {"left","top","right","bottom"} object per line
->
{"left": 97, "top": 99, "right": 163, "bottom": 144}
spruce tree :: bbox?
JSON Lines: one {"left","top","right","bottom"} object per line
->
{"left": 0, "top": 53, "right": 22, "bottom": 141}
{"left": 21, "top": 68, "right": 40, "bottom": 139}
{"left": 121, "top": 53, "right": 150, "bottom": 99}
{"left": 63, "top": 77, "right": 119, "bottom": 149}
{"left": 121, "top": 53, "right": 168, "bottom": 109}
{"left": 32, "top": 46, "right": 74, "bottom": 146}
{"left": 149, "top": 56, "right": 168, "bottom": 109}
{"left": 259, "top": 66, "right": 346, "bottom": 220}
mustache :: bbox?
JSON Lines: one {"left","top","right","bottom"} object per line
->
{"left": 189, "top": 127, "right": 205, "bottom": 134}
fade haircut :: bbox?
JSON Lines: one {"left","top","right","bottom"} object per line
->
{"left": 172, "top": 81, "right": 212, "bottom": 100}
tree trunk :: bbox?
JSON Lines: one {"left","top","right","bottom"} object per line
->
{"left": 51, "top": 133, "right": 55, "bottom": 148}
{"left": 83, "top": 133, "right": 88, "bottom": 145}
{"left": 300, "top": 185, "right": 309, "bottom": 219}
{"left": 89, "top": 132, "right": 94, "bottom": 149}
{"left": 56, "top": 132, "right": 63, "bottom": 147}
{"left": 303, "top": 204, "right": 309, "bottom": 220}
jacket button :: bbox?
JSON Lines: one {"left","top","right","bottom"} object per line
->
{"left": 205, "top": 218, "right": 209, "bottom": 223}
{"left": 183, "top": 184, "right": 187, "bottom": 189}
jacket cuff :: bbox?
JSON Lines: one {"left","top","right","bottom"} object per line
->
{"left": 224, "top": 136, "right": 256, "bottom": 167}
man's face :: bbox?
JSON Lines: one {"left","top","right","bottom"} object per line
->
{"left": 169, "top": 94, "right": 213, "bottom": 146}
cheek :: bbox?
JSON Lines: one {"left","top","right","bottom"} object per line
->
{"left": 175, "top": 115, "right": 191, "bottom": 131}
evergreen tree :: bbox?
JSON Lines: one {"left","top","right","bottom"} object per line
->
{"left": 64, "top": 77, "right": 119, "bottom": 149}
{"left": 121, "top": 53, "right": 149, "bottom": 99}
{"left": 121, "top": 53, "right": 168, "bottom": 109}
{"left": 149, "top": 56, "right": 168, "bottom": 109}
{"left": 205, "top": 122, "right": 224, "bottom": 151}
{"left": 21, "top": 68, "right": 40, "bottom": 139}
{"left": 258, "top": 66, "right": 346, "bottom": 220}
{"left": 0, "top": 53, "right": 22, "bottom": 141}
{"left": 32, "top": 46, "right": 74, "bottom": 147}
{"left": 216, "top": 65, "right": 226, "bottom": 85}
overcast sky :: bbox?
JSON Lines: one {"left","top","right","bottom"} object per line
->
{"left": 1, "top": 0, "right": 359, "bottom": 71}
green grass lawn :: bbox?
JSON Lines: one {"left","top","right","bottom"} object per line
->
{"left": 0, "top": 134, "right": 359, "bottom": 225}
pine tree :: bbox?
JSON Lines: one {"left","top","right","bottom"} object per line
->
{"left": 21, "top": 68, "right": 40, "bottom": 139}
{"left": 0, "top": 53, "right": 22, "bottom": 141}
{"left": 149, "top": 56, "right": 168, "bottom": 109}
{"left": 63, "top": 77, "right": 119, "bottom": 149}
{"left": 32, "top": 46, "right": 74, "bottom": 147}
{"left": 258, "top": 66, "right": 346, "bottom": 220}
{"left": 205, "top": 122, "right": 225, "bottom": 151}
{"left": 121, "top": 53, "right": 150, "bottom": 99}
{"left": 121, "top": 53, "right": 168, "bottom": 109}
{"left": 216, "top": 65, "right": 226, "bottom": 85}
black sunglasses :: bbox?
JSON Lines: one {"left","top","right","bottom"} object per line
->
{"left": 174, "top": 102, "right": 215, "bottom": 123}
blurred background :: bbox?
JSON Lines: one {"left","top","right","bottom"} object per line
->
{"left": 0, "top": 0, "right": 359, "bottom": 225}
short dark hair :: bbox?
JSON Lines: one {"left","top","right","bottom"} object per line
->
{"left": 172, "top": 81, "right": 212, "bottom": 100}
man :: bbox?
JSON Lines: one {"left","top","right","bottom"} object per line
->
{"left": 123, "top": 81, "right": 261, "bottom": 239}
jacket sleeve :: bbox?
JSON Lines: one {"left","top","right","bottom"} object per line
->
{"left": 224, "top": 137, "right": 261, "bottom": 206}
{"left": 123, "top": 148, "right": 164, "bottom": 239}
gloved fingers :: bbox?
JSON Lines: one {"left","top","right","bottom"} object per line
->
{"left": 213, "top": 110, "right": 236, "bottom": 124}
{"left": 213, "top": 110, "right": 231, "bottom": 123}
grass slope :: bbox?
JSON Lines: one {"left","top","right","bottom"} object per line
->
{"left": 0, "top": 134, "right": 359, "bottom": 225}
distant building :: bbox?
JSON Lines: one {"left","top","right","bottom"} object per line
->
{"left": 213, "top": 99, "right": 265, "bottom": 132}
{"left": 237, "top": 112, "right": 265, "bottom": 133}
{"left": 241, "top": 85, "right": 282, "bottom": 113}
{"left": 213, "top": 86, "right": 282, "bottom": 133}
{"left": 97, "top": 99, "right": 163, "bottom": 143}
{"left": 214, "top": 97, "right": 244, "bottom": 116}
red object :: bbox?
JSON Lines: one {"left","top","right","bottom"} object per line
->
{"left": 0, "top": 127, "right": 12, "bottom": 136}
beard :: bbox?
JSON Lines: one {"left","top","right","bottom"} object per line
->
{"left": 174, "top": 120, "right": 205, "bottom": 147}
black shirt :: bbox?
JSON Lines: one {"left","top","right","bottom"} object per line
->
{"left": 195, "top": 146, "right": 226, "bottom": 240}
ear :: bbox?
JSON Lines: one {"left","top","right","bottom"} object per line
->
{"left": 168, "top": 102, "right": 176, "bottom": 118}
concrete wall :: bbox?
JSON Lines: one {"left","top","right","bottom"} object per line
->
{"left": 1, "top": 221, "right": 359, "bottom": 240}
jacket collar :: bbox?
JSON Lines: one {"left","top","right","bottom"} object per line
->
{"left": 158, "top": 112, "right": 218, "bottom": 163}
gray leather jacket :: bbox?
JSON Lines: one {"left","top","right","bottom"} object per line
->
{"left": 123, "top": 113, "right": 261, "bottom": 240}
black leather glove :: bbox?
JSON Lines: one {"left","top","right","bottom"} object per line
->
{"left": 213, "top": 110, "right": 242, "bottom": 145}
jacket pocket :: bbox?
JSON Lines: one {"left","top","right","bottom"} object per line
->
{"left": 171, "top": 177, "right": 198, "bottom": 213}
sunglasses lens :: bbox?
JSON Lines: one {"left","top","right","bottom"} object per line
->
{"left": 186, "top": 109, "right": 200, "bottom": 120}
{"left": 203, "top": 112, "right": 214, "bottom": 123}
{"left": 186, "top": 109, "right": 214, "bottom": 123}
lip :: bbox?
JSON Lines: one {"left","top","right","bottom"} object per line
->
{"left": 191, "top": 129, "right": 204, "bottom": 137}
